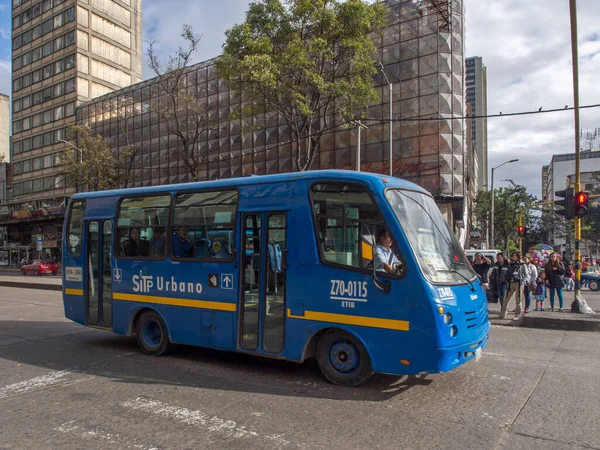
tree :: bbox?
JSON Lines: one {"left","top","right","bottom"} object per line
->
{"left": 217, "top": 0, "right": 386, "bottom": 171}
{"left": 59, "top": 125, "right": 135, "bottom": 192}
{"left": 147, "top": 25, "right": 213, "bottom": 181}
{"left": 473, "top": 183, "right": 537, "bottom": 252}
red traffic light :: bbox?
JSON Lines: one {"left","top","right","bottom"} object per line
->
{"left": 575, "top": 191, "right": 589, "bottom": 217}
{"left": 517, "top": 225, "right": 526, "bottom": 237}
{"left": 576, "top": 192, "right": 588, "bottom": 205}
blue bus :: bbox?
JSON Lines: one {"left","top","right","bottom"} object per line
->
{"left": 62, "top": 170, "right": 489, "bottom": 386}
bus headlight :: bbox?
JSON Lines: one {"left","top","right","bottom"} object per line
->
{"left": 437, "top": 306, "right": 445, "bottom": 315}
{"left": 444, "top": 313, "right": 453, "bottom": 325}
{"left": 450, "top": 326, "right": 458, "bottom": 338}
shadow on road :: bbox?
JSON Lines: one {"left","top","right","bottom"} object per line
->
{"left": 0, "top": 320, "right": 433, "bottom": 401}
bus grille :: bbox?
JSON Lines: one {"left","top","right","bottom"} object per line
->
{"left": 464, "top": 303, "right": 488, "bottom": 329}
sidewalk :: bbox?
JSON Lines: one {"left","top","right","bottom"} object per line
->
{"left": 488, "top": 290, "right": 600, "bottom": 332}
{"left": 0, "top": 274, "right": 62, "bottom": 291}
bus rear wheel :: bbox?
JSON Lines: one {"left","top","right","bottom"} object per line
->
{"left": 135, "top": 311, "right": 176, "bottom": 356}
{"left": 316, "top": 330, "right": 373, "bottom": 387}
{"left": 589, "top": 280, "right": 599, "bottom": 291}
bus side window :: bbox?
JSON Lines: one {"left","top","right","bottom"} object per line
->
{"left": 311, "top": 183, "right": 400, "bottom": 271}
{"left": 67, "top": 200, "right": 85, "bottom": 258}
{"left": 172, "top": 190, "right": 238, "bottom": 261}
{"left": 116, "top": 195, "right": 171, "bottom": 260}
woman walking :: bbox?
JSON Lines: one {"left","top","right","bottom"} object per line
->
{"left": 545, "top": 253, "right": 565, "bottom": 311}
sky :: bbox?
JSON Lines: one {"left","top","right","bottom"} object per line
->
{"left": 1, "top": 0, "right": 599, "bottom": 200}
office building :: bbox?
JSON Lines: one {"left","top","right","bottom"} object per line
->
{"left": 465, "top": 56, "right": 488, "bottom": 192}
{"left": 1, "top": 0, "right": 143, "bottom": 261}
{"left": 78, "top": 0, "right": 468, "bottom": 228}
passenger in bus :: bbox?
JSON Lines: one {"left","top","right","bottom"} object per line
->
{"left": 172, "top": 227, "right": 193, "bottom": 258}
{"left": 121, "top": 227, "right": 149, "bottom": 257}
{"left": 375, "top": 229, "right": 399, "bottom": 274}
{"left": 150, "top": 227, "right": 166, "bottom": 257}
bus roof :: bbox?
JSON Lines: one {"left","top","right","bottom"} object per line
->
{"left": 70, "top": 169, "right": 431, "bottom": 200}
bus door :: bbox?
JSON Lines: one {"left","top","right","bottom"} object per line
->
{"left": 85, "top": 219, "right": 114, "bottom": 329}
{"left": 238, "top": 212, "right": 288, "bottom": 356}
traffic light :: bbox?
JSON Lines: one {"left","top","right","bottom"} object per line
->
{"left": 575, "top": 191, "right": 589, "bottom": 217}
{"left": 517, "top": 225, "right": 527, "bottom": 237}
{"left": 555, "top": 187, "right": 575, "bottom": 219}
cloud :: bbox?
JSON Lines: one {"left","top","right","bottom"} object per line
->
{"left": 464, "top": 0, "right": 600, "bottom": 199}
{"left": 141, "top": 0, "right": 250, "bottom": 79}
{"left": 0, "top": 29, "right": 9, "bottom": 40}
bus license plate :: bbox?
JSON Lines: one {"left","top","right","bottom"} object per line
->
{"left": 475, "top": 347, "right": 482, "bottom": 362}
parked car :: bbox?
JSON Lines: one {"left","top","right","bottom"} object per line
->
{"left": 21, "top": 259, "right": 58, "bottom": 276}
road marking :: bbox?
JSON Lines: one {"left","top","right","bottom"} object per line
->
{"left": 122, "top": 397, "right": 307, "bottom": 447}
{"left": 484, "top": 352, "right": 507, "bottom": 357}
{"left": 55, "top": 420, "right": 158, "bottom": 449}
{"left": 0, "top": 369, "right": 75, "bottom": 400}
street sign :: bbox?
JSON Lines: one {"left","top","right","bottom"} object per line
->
{"left": 36, "top": 235, "right": 43, "bottom": 251}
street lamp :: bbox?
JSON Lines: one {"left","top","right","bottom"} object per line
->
{"left": 490, "top": 159, "right": 519, "bottom": 249}
{"left": 58, "top": 139, "right": 83, "bottom": 164}
{"left": 377, "top": 62, "right": 393, "bottom": 176}
{"left": 349, "top": 119, "right": 368, "bottom": 172}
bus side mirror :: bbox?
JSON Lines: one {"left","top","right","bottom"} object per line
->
{"left": 373, "top": 276, "right": 391, "bottom": 294}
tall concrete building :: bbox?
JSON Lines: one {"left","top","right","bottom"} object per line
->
{"left": 3, "top": 0, "right": 143, "bottom": 260}
{"left": 465, "top": 56, "right": 488, "bottom": 192}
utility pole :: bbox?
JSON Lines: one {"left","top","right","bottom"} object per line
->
{"left": 569, "top": 0, "right": 582, "bottom": 309}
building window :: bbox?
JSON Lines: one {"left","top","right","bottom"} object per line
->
{"left": 23, "top": 159, "right": 32, "bottom": 173}
{"left": 65, "top": 78, "right": 75, "bottom": 93}
{"left": 44, "top": 154, "right": 53, "bottom": 168}
{"left": 54, "top": 105, "right": 64, "bottom": 120}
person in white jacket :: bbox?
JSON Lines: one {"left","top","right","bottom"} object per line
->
{"left": 523, "top": 257, "right": 538, "bottom": 313}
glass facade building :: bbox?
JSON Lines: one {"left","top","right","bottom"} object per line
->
{"left": 79, "top": 0, "right": 466, "bottom": 217}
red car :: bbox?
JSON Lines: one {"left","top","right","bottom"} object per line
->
{"left": 21, "top": 260, "right": 58, "bottom": 276}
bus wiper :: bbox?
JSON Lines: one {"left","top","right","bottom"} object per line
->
{"left": 439, "top": 268, "right": 476, "bottom": 292}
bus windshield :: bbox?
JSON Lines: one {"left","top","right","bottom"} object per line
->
{"left": 385, "top": 189, "right": 476, "bottom": 285}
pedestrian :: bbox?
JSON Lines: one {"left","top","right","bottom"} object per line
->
{"left": 523, "top": 256, "right": 538, "bottom": 313}
{"left": 471, "top": 253, "right": 492, "bottom": 289}
{"left": 534, "top": 271, "right": 548, "bottom": 311}
{"left": 490, "top": 253, "right": 510, "bottom": 309}
{"left": 500, "top": 252, "right": 528, "bottom": 320}
{"left": 564, "top": 263, "right": 575, "bottom": 291}
{"left": 582, "top": 258, "right": 589, "bottom": 273}
{"left": 545, "top": 252, "right": 565, "bottom": 311}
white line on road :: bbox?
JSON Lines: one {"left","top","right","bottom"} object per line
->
{"left": 55, "top": 420, "right": 158, "bottom": 450}
{"left": 0, "top": 369, "right": 74, "bottom": 400}
{"left": 122, "top": 397, "right": 307, "bottom": 448}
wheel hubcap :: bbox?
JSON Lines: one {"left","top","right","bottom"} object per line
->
{"left": 142, "top": 321, "right": 162, "bottom": 348}
{"left": 329, "top": 340, "right": 359, "bottom": 374}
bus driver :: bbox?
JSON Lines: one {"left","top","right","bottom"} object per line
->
{"left": 375, "top": 229, "right": 399, "bottom": 274}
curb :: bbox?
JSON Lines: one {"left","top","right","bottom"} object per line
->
{"left": 521, "top": 314, "right": 600, "bottom": 332}
{"left": 0, "top": 281, "right": 62, "bottom": 292}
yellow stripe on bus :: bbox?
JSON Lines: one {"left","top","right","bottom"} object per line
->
{"left": 64, "top": 288, "right": 84, "bottom": 296}
{"left": 112, "top": 292, "right": 237, "bottom": 312}
{"left": 287, "top": 309, "right": 410, "bottom": 332}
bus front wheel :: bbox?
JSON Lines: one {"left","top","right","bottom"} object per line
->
{"left": 135, "top": 311, "right": 176, "bottom": 356}
{"left": 316, "top": 330, "right": 373, "bottom": 387}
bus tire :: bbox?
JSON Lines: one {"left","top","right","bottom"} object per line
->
{"left": 589, "top": 280, "right": 599, "bottom": 291}
{"left": 316, "top": 330, "right": 373, "bottom": 387}
{"left": 135, "top": 311, "right": 175, "bottom": 356}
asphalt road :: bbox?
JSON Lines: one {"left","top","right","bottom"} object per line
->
{"left": 1, "top": 287, "right": 599, "bottom": 450}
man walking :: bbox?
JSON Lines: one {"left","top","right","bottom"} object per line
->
{"left": 500, "top": 252, "right": 528, "bottom": 320}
